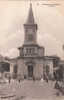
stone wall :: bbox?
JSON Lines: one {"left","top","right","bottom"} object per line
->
{"left": 17, "top": 58, "right": 27, "bottom": 79}
{"left": 33, "top": 59, "right": 44, "bottom": 79}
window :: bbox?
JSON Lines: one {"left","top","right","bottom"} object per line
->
{"left": 28, "top": 34, "right": 33, "bottom": 41}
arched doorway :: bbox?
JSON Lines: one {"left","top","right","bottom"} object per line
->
{"left": 28, "top": 64, "right": 33, "bottom": 78}
{"left": 13, "top": 64, "right": 18, "bottom": 79}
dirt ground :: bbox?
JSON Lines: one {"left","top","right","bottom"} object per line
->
{"left": 0, "top": 80, "right": 64, "bottom": 100}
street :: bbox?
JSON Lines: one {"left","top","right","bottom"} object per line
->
{"left": 0, "top": 79, "right": 64, "bottom": 100}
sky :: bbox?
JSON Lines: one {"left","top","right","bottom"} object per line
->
{"left": 0, "top": 0, "right": 64, "bottom": 59}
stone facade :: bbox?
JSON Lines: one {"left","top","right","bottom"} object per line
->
{"left": 17, "top": 57, "right": 44, "bottom": 79}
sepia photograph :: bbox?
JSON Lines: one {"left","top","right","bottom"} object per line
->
{"left": 0, "top": 0, "right": 64, "bottom": 100}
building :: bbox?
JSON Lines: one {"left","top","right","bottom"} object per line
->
{"left": 17, "top": 3, "right": 45, "bottom": 80}
{"left": 0, "top": 55, "right": 10, "bottom": 78}
{"left": 0, "top": 3, "right": 61, "bottom": 80}
{"left": 8, "top": 3, "right": 61, "bottom": 80}
{"left": 44, "top": 56, "right": 60, "bottom": 79}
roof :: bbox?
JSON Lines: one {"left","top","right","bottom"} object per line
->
{"left": 44, "top": 56, "right": 60, "bottom": 60}
{"left": 25, "top": 3, "right": 35, "bottom": 25}
{"left": 59, "top": 60, "right": 64, "bottom": 65}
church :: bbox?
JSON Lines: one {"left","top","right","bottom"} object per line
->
{"left": 17, "top": 3, "right": 45, "bottom": 80}
{"left": 1, "top": 3, "right": 61, "bottom": 80}
{"left": 13, "top": 3, "right": 59, "bottom": 80}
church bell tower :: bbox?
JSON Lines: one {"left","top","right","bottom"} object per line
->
{"left": 24, "top": 3, "right": 38, "bottom": 45}
{"left": 18, "top": 3, "right": 42, "bottom": 57}
{"left": 17, "top": 3, "right": 44, "bottom": 80}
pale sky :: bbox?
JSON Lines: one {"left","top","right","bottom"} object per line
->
{"left": 0, "top": 0, "right": 64, "bottom": 59}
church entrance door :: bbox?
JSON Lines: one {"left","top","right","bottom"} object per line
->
{"left": 28, "top": 65, "right": 33, "bottom": 78}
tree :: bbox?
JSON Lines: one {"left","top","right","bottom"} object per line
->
{"left": 54, "top": 66, "right": 63, "bottom": 81}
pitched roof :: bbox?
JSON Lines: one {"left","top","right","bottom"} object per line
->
{"left": 26, "top": 3, "right": 35, "bottom": 24}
